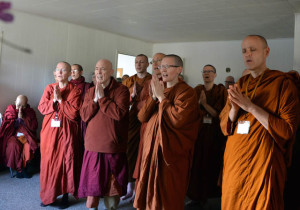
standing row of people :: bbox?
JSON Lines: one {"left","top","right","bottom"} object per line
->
{"left": 0, "top": 34, "right": 299, "bottom": 210}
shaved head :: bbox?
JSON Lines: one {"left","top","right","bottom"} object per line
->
{"left": 245, "top": 35, "right": 268, "bottom": 48}
{"left": 15, "top": 95, "right": 28, "bottom": 109}
{"left": 96, "top": 59, "right": 113, "bottom": 69}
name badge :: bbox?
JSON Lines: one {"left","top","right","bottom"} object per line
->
{"left": 237, "top": 121, "right": 250, "bottom": 134}
{"left": 203, "top": 115, "right": 212, "bottom": 124}
{"left": 17, "top": 132, "right": 24, "bottom": 137}
{"left": 51, "top": 119, "right": 61, "bottom": 127}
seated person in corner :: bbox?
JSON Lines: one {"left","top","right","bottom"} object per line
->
{"left": 0, "top": 95, "right": 38, "bottom": 178}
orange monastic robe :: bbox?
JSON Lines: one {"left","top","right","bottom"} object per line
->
{"left": 187, "top": 84, "right": 227, "bottom": 201}
{"left": 122, "top": 73, "right": 152, "bottom": 181}
{"left": 134, "top": 81, "right": 200, "bottom": 210}
{"left": 219, "top": 69, "right": 299, "bottom": 210}
{"left": 38, "top": 82, "right": 82, "bottom": 205}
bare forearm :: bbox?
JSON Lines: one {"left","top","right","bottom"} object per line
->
{"left": 248, "top": 104, "right": 269, "bottom": 130}
{"left": 202, "top": 103, "right": 217, "bottom": 117}
{"left": 229, "top": 107, "right": 238, "bottom": 122}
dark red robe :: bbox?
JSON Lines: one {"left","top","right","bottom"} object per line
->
{"left": 70, "top": 76, "right": 91, "bottom": 139}
{"left": 0, "top": 104, "right": 38, "bottom": 171}
{"left": 38, "top": 82, "right": 82, "bottom": 205}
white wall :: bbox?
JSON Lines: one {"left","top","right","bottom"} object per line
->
{"left": 0, "top": 11, "right": 152, "bottom": 135}
{"left": 153, "top": 38, "right": 294, "bottom": 87}
{"left": 294, "top": 13, "right": 300, "bottom": 70}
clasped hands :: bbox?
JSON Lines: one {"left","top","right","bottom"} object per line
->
{"left": 53, "top": 85, "right": 62, "bottom": 103}
{"left": 94, "top": 81, "right": 105, "bottom": 102}
{"left": 16, "top": 104, "right": 24, "bottom": 119}
{"left": 228, "top": 84, "right": 254, "bottom": 113}
{"left": 198, "top": 90, "right": 207, "bottom": 105}
{"left": 150, "top": 75, "right": 165, "bottom": 102}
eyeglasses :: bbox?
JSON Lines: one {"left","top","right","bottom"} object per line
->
{"left": 225, "top": 81, "right": 234, "bottom": 84}
{"left": 150, "top": 59, "right": 162, "bottom": 65}
{"left": 71, "top": 69, "right": 79, "bottom": 73}
{"left": 158, "top": 64, "right": 179, "bottom": 70}
{"left": 55, "top": 68, "right": 68, "bottom": 73}
{"left": 202, "top": 70, "right": 215, "bottom": 74}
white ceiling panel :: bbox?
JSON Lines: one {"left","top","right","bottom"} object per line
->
{"left": 9, "top": 0, "right": 298, "bottom": 42}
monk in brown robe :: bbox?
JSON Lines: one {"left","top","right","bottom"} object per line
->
{"left": 134, "top": 54, "right": 199, "bottom": 210}
{"left": 39, "top": 61, "right": 82, "bottom": 208}
{"left": 219, "top": 35, "right": 299, "bottom": 210}
{"left": 133, "top": 52, "right": 165, "bottom": 184}
{"left": 121, "top": 54, "right": 152, "bottom": 200}
{"left": 187, "top": 65, "right": 227, "bottom": 205}
{"left": 78, "top": 59, "right": 130, "bottom": 210}
{"left": 0, "top": 95, "right": 38, "bottom": 178}
{"left": 284, "top": 70, "right": 300, "bottom": 210}
{"left": 70, "top": 64, "right": 91, "bottom": 139}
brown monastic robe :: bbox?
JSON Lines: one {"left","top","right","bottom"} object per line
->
{"left": 38, "top": 82, "right": 82, "bottom": 205}
{"left": 187, "top": 84, "right": 227, "bottom": 201}
{"left": 133, "top": 79, "right": 151, "bottom": 180}
{"left": 219, "top": 69, "right": 299, "bottom": 210}
{"left": 122, "top": 73, "right": 152, "bottom": 181}
{"left": 134, "top": 81, "right": 199, "bottom": 210}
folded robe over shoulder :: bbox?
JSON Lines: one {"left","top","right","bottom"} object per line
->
{"left": 134, "top": 81, "right": 200, "bottom": 210}
{"left": 219, "top": 69, "right": 300, "bottom": 210}
{"left": 38, "top": 82, "right": 82, "bottom": 205}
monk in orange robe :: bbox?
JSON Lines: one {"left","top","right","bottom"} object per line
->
{"left": 121, "top": 54, "right": 152, "bottom": 200}
{"left": 134, "top": 54, "right": 199, "bottom": 210}
{"left": 0, "top": 95, "right": 38, "bottom": 178}
{"left": 133, "top": 53, "right": 165, "bottom": 194}
{"left": 187, "top": 64, "right": 227, "bottom": 204}
{"left": 219, "top": 35, "right": 299, "bottom": 210}
{"left": 38, "top": 61, "right": 82, "bottom": 208}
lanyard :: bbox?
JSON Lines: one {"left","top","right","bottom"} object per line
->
{"left": 245, "top": 71, "right": 265, "bottom": 100}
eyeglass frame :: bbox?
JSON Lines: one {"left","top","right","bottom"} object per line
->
{"left": 202, "top": 70, "right": 216, "bottom": 74}
{"left": 158, "top": 64, "right": 180, "bottom": 70}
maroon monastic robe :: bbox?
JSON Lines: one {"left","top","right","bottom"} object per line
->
{"left": 70, "top": 76, "right": 91, "bottom": 139}
{"left": 0, "top": 104, "right": 38, "bottom": 171}
{"left": 38, "top": 82, "right": 82, "bottom": 205}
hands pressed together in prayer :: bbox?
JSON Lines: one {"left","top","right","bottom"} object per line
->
{"left": 16, "top": 105, "right": 23, "bottom": 119}
{"left": 198, "top": 90, "right": 207, "bottom": 105}
{"left": 151, "top": 74, "right": 165, "bottom": 102}
{"left": 228, "top": 84, "right": 254, "bottom": 113}
{"left": 131, "top": 81, "right": 137, "bottom": 99}
{"left": 53, "top": 85, "right": 62, "bottom": 103}
{"left": 94, "top": 81, "right": 104, "bottom": 102}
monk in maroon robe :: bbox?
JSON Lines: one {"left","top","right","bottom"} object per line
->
{"left": 121, "top": 54, "right": 152, "bottom": 200}
{"left": 70, "top": 64, "right": 91, "bottom": 139}
{"left": 38, "top": 61, "right": 82, "bottom": 208}
{"left": 220, "top": 35, "right": 299, "bottom": 210}
{"left": 78, "top": 59, "right": 129, "bottom": 210}
{"left": 0, "top": 95, "right": 38, "bottom": 178}
{"left": 134, "top": 54, "right": 200, "bottom": 210}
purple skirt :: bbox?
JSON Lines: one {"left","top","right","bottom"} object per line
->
{"left": 78, "top": 150, "right": 128, "bottom": 198}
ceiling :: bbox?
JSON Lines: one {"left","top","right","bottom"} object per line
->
{"left": 10, "top": 0, "right": 300, "bottom": 43}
